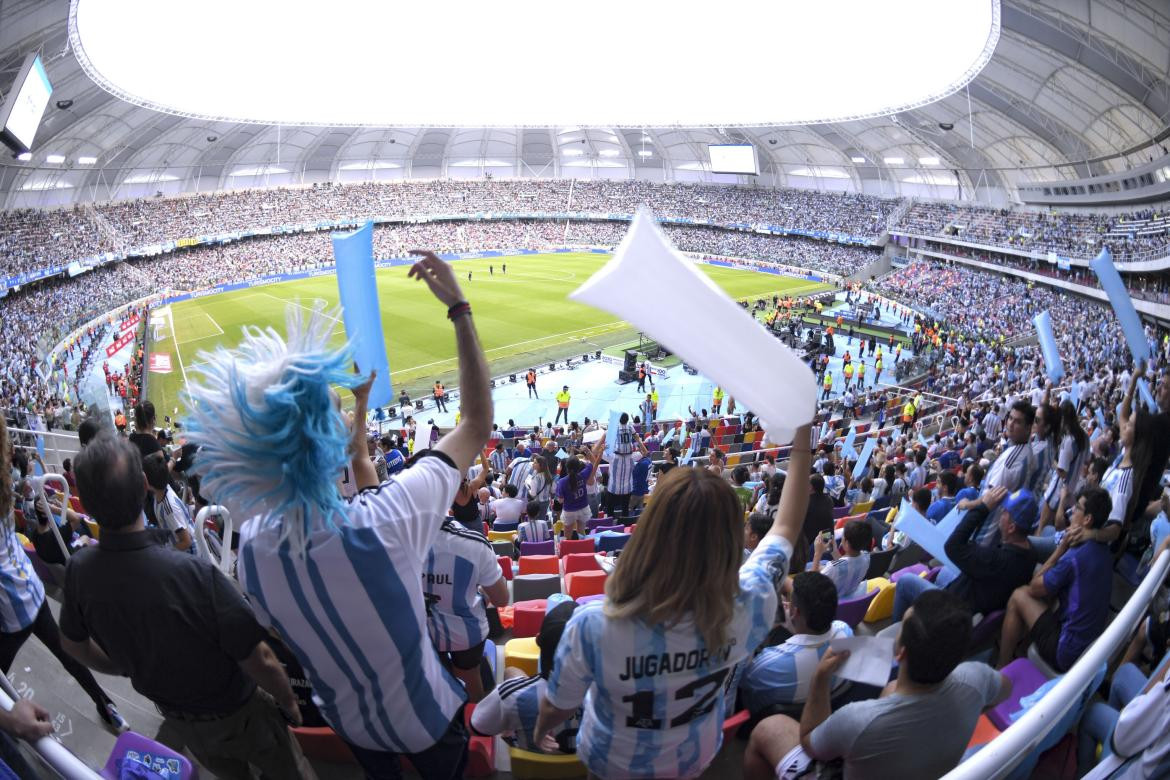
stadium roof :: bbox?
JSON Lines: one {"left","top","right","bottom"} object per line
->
{"left": 1, "top": 0, "right": 1168, "bottom": 206}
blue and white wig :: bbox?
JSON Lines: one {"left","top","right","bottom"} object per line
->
{"left": 184, "top": 303, "right": 362, "bottom": 554}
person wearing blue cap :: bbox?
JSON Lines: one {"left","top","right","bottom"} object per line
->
{"left": 892, "top": 486, "right": 1037, "bottom": 622}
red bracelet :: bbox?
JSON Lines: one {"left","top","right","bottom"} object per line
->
{"left": 447, "top": 301, "right": 471, "bottom": 320}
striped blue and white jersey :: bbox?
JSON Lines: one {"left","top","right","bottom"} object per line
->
{"left": 819, "top": 553, "right": 870, "bottom": 600}
{"left": 517, "top": 518, "right": 552, "bottom": 544}
{"left": 0, "top": 522, "right": 45, "bottom": 633}
{"left": 237, "top": 451, "right": 467, "bottom": 754}
{"left": 609, "top": 424, "right": 639, "bottom": 495}
{"left": 154, "top": 486, "right": 196, "bottom": 553}
{"left": 423, "top": 520, "right": 502, "bottom": 652}
{"left": 507, "top": 457, "right": 534, "bottom": 501}
{"left": 546, "top": 535, "right": 792, "bottom": 779}
{"left": 1101, "top": 462, "right": 1134, "bottom": 526}
{"left": 738, "top": 621, "right": 853, "bottom": 713}
{"left": 471, "top": 674, "right": 580, "bottom": 752}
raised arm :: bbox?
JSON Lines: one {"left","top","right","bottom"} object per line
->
{"left": 348, "top": 370, "right": 379, "bottom": 491}
{"left": 409, "top": 250, "right": 493, "bottom": 474}
{"left": 770, "top": 424, "right": 812, "bottom": 549}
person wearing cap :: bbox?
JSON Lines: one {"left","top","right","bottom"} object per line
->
{"left": 471, "top": 601, "right": 580, "bottom": 752}
{"left": 892, "top": 486, "right": 1037, "bottom": 622}
{"left": 555, "top": 386, "right": 571, "bottom": 425}
{"left": 997, "top": 486, "right": 1114, "bottom": 671}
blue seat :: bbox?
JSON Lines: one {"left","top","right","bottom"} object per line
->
{"left": 597, "top": 533, "right": 631, "bottom": 554}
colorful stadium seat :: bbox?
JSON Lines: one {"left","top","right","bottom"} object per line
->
{"left": 512, "top": 599, "right": 548, "bottom": 638}
{"left": 520, "top": 540, "right": 555, "bottom": 556}
{"left": 562, "top": 552, "right": 602, "bottom": 575}
{"left": 504, "top": 637, "right": 541, "bottom": 676}
{"left": 518, "top": 555, "right": 559, "bottom": 575}
{"left": 508, "top": 747, "right": 587, "bottom": 779}
{"left": 565, "top": 571, "right": 607, "bottom": 600}
{"left": 559, "top": 538, "right": 595, "bottom": 557}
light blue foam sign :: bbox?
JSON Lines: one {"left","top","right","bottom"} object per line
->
{"left": 893, "top": 499, "right": 959, "bottom": 574}
{"left": 1090, "top": 426, "right": 1102, "bottom": 443}
{"left": 936, "top": 505, "right": 967, "bottom": 540}
{"left": 555, "top": 448, "right": 569, "bottom": 460}
{"left": 333, "top": 221, "right": 393, "bottom": 408}
{"left": 918, "top": 431, "right": 930, "bottom": 448}
{"left": 1095, "top": 407, "right": 1107, "bottom": 429}
{"left": 1070, "top": 380, "right": 1081, "bottom": 409}
{"left": 1138, "top": 377, "right": 1158, "bottom": 412}
{"left": 852, "top": 435, "right": 878, "bottom": 481}
{"left": 1032, "top": 311, "right": 1065, "bottom": 382}
{"left": 842, "top": 425, "right": 857, "bottom": 457}
{"left": 660, "top": 425, "right": 676, "bottom": 447}
{"left": 604, "top": 409, "right": 622, "bottom": 460}
{"left": 679, "top": 444, "right": 696, "bottom": 466}
{"left": 1116, "top": 401, "right": 1124, "bottom": 423}
{"left": 818, "top": 420, "right": 831, "bottom": 447}
{"left": 1090, "top": 247, "right": 1150, "bottom": 362}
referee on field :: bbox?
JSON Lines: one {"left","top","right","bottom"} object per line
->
{"left": 187, "top": 250, "right": 494, "bottom": 779}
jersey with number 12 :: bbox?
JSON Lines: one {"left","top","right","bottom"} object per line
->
{"left": 546, "top": 535, "right": 791, "bottom": 779}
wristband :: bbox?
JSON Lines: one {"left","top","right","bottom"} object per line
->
{"left": 447, "top": 301, "right": 472, "bottom": 320}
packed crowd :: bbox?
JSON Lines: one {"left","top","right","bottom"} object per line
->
{"left": 897, "top": 202, "right": 1170, "bottom": 262}
{"left": 3, "top": 249, "right": 1167, "bottom": 780}
{"left": 0, "top": 179, "right": 898, "bottom": 280}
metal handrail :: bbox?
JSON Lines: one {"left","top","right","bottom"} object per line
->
{"left": 0, "top": 675, "right": 101, "bottom": 779}
{"left": 32, "top": 473, "right": 74, "bottom": 563}
{"left": 943, "top": 548, "right": 1170, "bottom": 779}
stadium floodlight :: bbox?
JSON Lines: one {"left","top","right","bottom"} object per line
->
{"left": 562, "top": 149, "right": 584, "bottom": 156}
{"left": 883, "top": 157, "right": 905, "bottom": 165}
{"left": 599, "top": 149, "right": 621, "bottom": 157}
{"left": 45, "top": 154, "right": 65, "bottom": 163}
{"left": 77, "top": 155, "right": 98, "bottom": 164}
{"left": 850, "top": 156, "right": 866, "bottom": 163}
{"left": 16, "top": 152, "right": 31, "bottom": 161}
{"left": 919, "top": 156, "right": 940, "bottom": 165}
{"left": 69, "top": 0, "right": 999, "bottom": 127}
{"left": 637, "top": 150, "right": 653, "bottom": 157}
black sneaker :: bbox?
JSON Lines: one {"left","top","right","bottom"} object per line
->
{"left": 99, "top": 702, "right": 130, "bottom": 734}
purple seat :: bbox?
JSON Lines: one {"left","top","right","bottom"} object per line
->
{"left": 519, "top": 540, "right": 555, "bottom": 556}
{"left": 988, "top": 658, "right": 1048, "bottom": 730}
{"left": 102, "top": 731, "right": 197, "bottom": 779}
{"left": 586, "top": 516, "right": 609, "bottom": 531}
{"left": 576, "top": 593, "right": 606, "bottom": 606}
{"left": 969, "top": 610, "right": 1005, "bottom": 649}
{"left": 835, "top": 588, "right": 880, "bottom": 629}
{"left": 832, "top": 506, "right": 851, "bottom": 520}
{"left": 925, "top": 566, "right": 942, "bottom": 583}
{"left": 889, "top": 563, "right": 929, "bottom": 583}
{"left": 594, "top": 524, "right": 625, "bottom": 534}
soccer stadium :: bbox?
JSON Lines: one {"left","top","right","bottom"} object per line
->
{"left": 3, "top": 0, "right": 1170, "bottom": 777}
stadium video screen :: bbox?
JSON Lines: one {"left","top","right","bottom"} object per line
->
{"left": 709, "top": 144, "right": 759, "bottom": 175}
{"left": 0, "top": 53, "right": 53, "bottom": 154}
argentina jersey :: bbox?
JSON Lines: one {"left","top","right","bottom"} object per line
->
{"left": 0, "top": 524, "right": 45, "bottom": 633}
{"left": 423, "top": 520, "right": 500, "bottom": 652}
{"left": 609, "top": 424, "right": 638, "bottom": 495}
{"left": 237, "top": 452, "right": 467, "bottom": 754}
{"left": 472, "top": 675, "right": 581, "bottom": 752}
{"left": 546, "top": 535, "right": 791, "bottom": 779}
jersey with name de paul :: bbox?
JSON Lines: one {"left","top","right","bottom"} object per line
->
{"left": 546, "top": 535, "right": 791, "bottom": 780}
{"left": 423, "top": 520, "right": 501, "bottom": 652}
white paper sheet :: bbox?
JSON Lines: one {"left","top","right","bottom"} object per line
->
{"left": 829, "top": 635, "right": 896, "bottom": 688}
{"left": 569, "top": 209, "right": 817, "bottom": 443}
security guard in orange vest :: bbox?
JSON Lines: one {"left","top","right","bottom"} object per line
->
{"left": 526, "top": 368, "right": 538, "bottom": 399}
{"left": 433, "top": 380, "right": 448, "bottom": 413}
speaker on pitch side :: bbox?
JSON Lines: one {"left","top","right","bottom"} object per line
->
{"left": 623, "top": 350, "right": 637, "bottom": 373}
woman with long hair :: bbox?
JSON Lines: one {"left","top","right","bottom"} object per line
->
{"left": 535, "top": 424, "right": 811, "bottom": 779}
{"left": 1038, "top": 399, "right": 1089, "bottom": 533}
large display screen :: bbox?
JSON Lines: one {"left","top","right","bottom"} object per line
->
{"left": 709, "top": 144, "right": 759, "bottom": 175}
{"left": 0, "top": 54, "right": 53, "bottom": 153}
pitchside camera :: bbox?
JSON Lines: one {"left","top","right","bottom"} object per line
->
{"left": 414, "top": 400, "right": 424, "bottom": 410}
{"left": 509, "top": 374, "right": 517, "bottom": 382}
{"left": 549, "top": 362, "right": 556, "bottom": 372}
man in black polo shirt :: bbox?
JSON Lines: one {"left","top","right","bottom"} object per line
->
{"left": 60, "top": 434, "right": 316, "bottom": 778}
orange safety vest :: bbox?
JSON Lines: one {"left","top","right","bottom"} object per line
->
{"left": 434, "top": 383, "right": 444, "bottom": 398}
{"left": 526, "top": 370, "right": 536, "bottom": 385}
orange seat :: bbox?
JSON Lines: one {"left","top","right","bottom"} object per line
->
{"left": 290, "top": 726, "right": 357, "bottom": 764}
{"left": 498, "top": 556, "right": 514, "bottom": 580}
{"left": 68, "top": 495, "right": 84, "bottom": 514}
{"left": 512, "top": 599, "right": 548, "bottom": 638}
{"left": 966, "top": 714, "right": 1001, "bottom": 750}
{"left": 562, "top": 552, "right": 601, "bottom": 575}
{"left": 559, "top": 539, "right": 595, "bottom": 558}
{"left": 722, "top": 709, "right": 750, "bottom": 745}
{"left": 565, "top": 571, "right": 607, "bottom": 600}
{"left": 519, "top": 555, "right": 559, "bottom": 575}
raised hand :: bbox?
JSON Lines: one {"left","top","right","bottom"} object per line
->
{"left": 408, "top": 250, "right": 465, "bottom": 308}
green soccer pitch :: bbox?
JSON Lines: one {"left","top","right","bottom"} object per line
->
{"left": 146, "top": 252, "right": 832, "bottom": 416}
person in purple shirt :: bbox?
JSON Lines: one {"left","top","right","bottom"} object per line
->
{"left": 555, "top": 439, "right": 604, "bottom": 539}
{"left": 998, "top": 486, "right": 1114, "bottom": 671}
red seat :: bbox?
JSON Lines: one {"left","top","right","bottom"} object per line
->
{"left": 512, "top": 599, "right": 548, "bottom": 638}
{"left": 497, "top": 556, "right": 514, "bottom": 581}
{"left": 290, "top": 726, "right": 357, "bottom": 764}
{"left": 565, "top": 571, "right": 607, "bottom": 600}
{"left": 562, "top": 552, "right": 601, "bottom": 575}
{"left": 464, "top": 704, "right": 496, "bottom": 778}
{"left": 68, "top": 495, "right": 84, "bottom": 514}
{"left": 559, "top": 539, "right": 595, "bottom": 557}
{"left": 722, "top": 709, "right": 750, "bottom": 745}
{"left": 519, "top": 555, "right": 559, "bottom": 575}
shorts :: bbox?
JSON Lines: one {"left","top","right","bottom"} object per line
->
{"left": 1029, "top": 610, "right": 1066, "bottom": 672}
{"left": 447, "top": 639, "right": 487, "bottom": 671}
{"left": 562, "top": 507, "right": 591, "bottom": 526}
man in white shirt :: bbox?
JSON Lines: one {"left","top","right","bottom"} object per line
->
{"left": 489, "top": 484, "right": 525, "bottom": 529}
{"left": 186, "top": 251, "right": 494, "bottom": 778}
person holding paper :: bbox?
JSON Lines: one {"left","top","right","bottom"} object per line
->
{"left": 997, "top": 486, "right": 1113, "bottom": 672}
{"left": 738, "top": 572, "right": 853, "bottom": 716}
{"left": 892, "top": 486, "right": 1037, "bottom": 623}
{"left": 812, "top": 521, "right": 872, "bottom": 600}
{"left": 745, "top": 589, "right": 1010, "bottom": 780}
{"left": 535, "top": 424, "right": 812, "bottom": 780}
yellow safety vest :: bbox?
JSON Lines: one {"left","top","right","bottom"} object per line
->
{"left": 557, "top": 391, "right": 570, "bottom": 408}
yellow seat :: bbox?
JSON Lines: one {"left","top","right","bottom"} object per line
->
{"left": 864, "top": 578, "right": 895, "bottom": 622}
{"left": 553, "top": 520, "right": 564, "bottom": 537}
{"left": 849, "top": 500, "right": 874, "bottom": 516}
{"left": 488, "top": 530, "right": 514, "bottom": 543}
{"left": 504, "top": 637, "right": 540, "bottom": 676}
{"left": 84, "top": 518, "right": 101, "bottom": 539}
{"left": 509, "top": 747, "right": 587, "bottom": 779}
